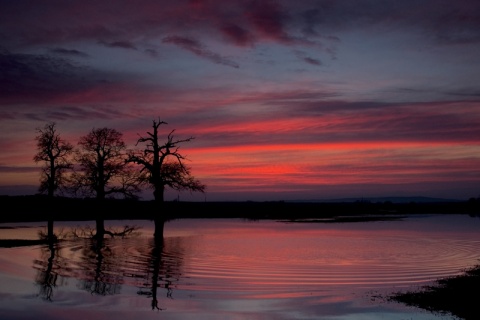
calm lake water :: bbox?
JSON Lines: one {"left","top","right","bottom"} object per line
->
{"left": 1, "top": 214, "right": 479, "bottom": 320}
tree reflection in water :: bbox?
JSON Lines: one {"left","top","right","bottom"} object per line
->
{"left": 33, "top": 222, "right": 138, "bottom": 299}
{"left": 31, "top": 219, "right": 185, "bottom": 310}
{"left": 77, "top": 236, "right": 123, "bottom": 296}
{"left": 33, "top": 230, "right": 69, "bottom": 301}
{"left": 33, "top": 241, "right": 58, "bottom": 301}
{"left": 133, "top": 219, "right": 184, "bottom": 310}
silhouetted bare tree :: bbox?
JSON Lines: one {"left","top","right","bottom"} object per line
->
{"left": 70, "top": 127, "right": 142, "bottom": 200}
{"left": 34, "top": 122, "right": 74, "bottom": 241}
{"left": 127, "top": 118, "right": 205, "bottom": 203}
{"left": 33, "top": 122, "right": 73, "bottom": 197}
{"left": 69, "top": 127, "right": 144, "bottom": 238}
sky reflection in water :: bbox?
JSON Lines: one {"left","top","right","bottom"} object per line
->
{"left": 1, "top": 214, "right": 479, "bottom": 319}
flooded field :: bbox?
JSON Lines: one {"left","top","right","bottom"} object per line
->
{"left": 1, "top": 214, "right": 479, "bottom": 319}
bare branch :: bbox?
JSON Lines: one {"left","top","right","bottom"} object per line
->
{"left": 71, "top": 127, "right": 142, "bottom": 200}
{"left": 128, "top": 118, "right": 205, "bottom": 202}
{"left": 33, "top": 122, "right": 74, "bottom": 197}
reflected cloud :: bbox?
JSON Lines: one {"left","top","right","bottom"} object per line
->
{"left": 1, "top": 217, "right": 480, "bottom": 318}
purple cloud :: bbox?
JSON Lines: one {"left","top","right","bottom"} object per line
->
{"left": 246, "top": 0, "right": 288, "bottom": 42}
{"left": 0, "top": 50, "right": 88, "bottom": 102}
{"left": 295, "top": 50, "right": 322, "bottom": 66}
{"left": 99, "top": 40, "right": 138, "bottom": 50}
{"left": 50, "top": 48, "right": 89, "bottom": 57}
{"left": 162, "top": 36, "right": 239, "bottom": 68}
{"left": 144, "top": 48, "right": 159, "bottom": 58}
{"left": 0, "top": 166, "right": 38, "bottom": 173}
{"left": 220, "top": 24, "right": 255, "bottom": 47}
{"left": 0, "top": 50, "right": 137, "bottom": 105}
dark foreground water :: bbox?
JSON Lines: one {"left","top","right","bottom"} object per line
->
{"left": 1, "top": 214, "right": 479, "bottom": 320}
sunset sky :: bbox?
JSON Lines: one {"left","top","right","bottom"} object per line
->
{"left": 1, "top": 0, "right": 480, "bottom": 201}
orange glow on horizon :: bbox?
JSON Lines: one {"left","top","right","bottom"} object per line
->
{"left": 188, "top": 140, "right": 480, "bottom": 155}
{"left": 186, "top": 140, "right": 480, "bottom": 193}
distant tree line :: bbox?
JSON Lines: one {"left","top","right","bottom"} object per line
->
{"left": 33, "top": 118, "right": 206, "bottom": 204}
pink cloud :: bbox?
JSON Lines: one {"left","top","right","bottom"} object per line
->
{"left": 220, "top": 23, "right": 256, "bottom": 46}
{"left": 162, "top": 36, "right": 239, "bottom": 68}
{"left": 245, "top": 0, "right": 288, "bottom": 42}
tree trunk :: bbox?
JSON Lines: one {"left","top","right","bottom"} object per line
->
{"left": 47, "top": 184, "right": 55, "bottom": 197}
{"left": 47, "top": 219, "right": 56, "bottom": 242}
{"left": 48, "top": 160, "right": 55, "bottom": 197}
{"left": 154, "top": 219, "right": 165, "bottom": 239}
{"left": 96, "top": 187, "right": 106, "bottom": 200}
{"left": 95, "top": 219, "right": 105, "bottom": 239}
{"left": 153, "top": 185, "right": 165, "bottom": 203}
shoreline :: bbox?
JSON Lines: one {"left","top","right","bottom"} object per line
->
{"left": 388, "top": 264, "right": 480, "bottom": 320}
{"left": 1, "top": 194, "right": 479, "bottom": 223}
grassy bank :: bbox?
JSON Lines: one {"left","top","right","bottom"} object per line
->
{"left": 388, "top": 264, "right": 480, "bottom": 320}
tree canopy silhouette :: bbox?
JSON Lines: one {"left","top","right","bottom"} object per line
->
{"left": 33, "top": 122, "right": 74, "bottom": 197}
{"left": 128, "top": 118, "right": 205, "bottom": 203}
{"left": 70, "top": 127, "right": 142, "bottom": 200}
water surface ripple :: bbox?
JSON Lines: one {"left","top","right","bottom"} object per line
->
{"left": 1, "top": 214, "right": 479, "bottom": 320}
